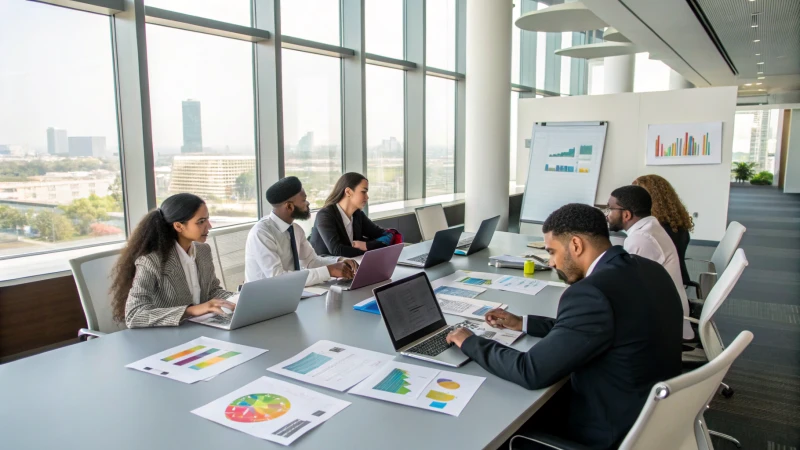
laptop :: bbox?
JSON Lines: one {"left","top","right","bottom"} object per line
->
{"left": 190, "top": 271, "right": 308, "bottom": 330}
{"left": 397, "top": 226, "right": 464, "bottom": 268}
{"left": 327, "top": 243, "right": 404, "bottom": 291}
{"left": 454, "top": 215, "right": 501, "bottom": 256}
{"left": 373, "top": 272, "right": 471, "bottom": 367}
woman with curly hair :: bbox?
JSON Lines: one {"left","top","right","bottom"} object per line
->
{"left": 632, "top": 174, "right": 694, "bottom": 285}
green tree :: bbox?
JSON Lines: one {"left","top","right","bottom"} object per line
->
{"left": 235, "top": 170, "right": 257, "bottom": 200}
{"left": 732, "top": 162, "right": 756, "bottom": 183}
{"left": 62, "top": 194, "right": 117, "bottom": 235}
{"left": 0, "top": 205, "right": 27, "bottom": 230}
{"left": 109, "top": 174, "right": 123, "bottom": 209}
{"left": 33, "top": 211, "right": 75, "bottom": 242}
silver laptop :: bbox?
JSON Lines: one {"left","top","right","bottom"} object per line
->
{"left": 326, "top": 243, "right": 404, "bottom": 291}
{"left": 191, "top": 271, "right": 308, "bottom": 330}
{"left": 372, "top": 272, "right": 470, "bottom": 367}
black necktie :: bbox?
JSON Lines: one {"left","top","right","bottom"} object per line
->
{"left": 287, "top": 226, "right": 301, "bottom": 271}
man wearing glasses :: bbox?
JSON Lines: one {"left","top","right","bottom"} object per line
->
{"left": 605, "top": 185, "right": 693, "bottom": 340}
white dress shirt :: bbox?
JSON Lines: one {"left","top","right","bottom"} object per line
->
{"left": 624, "top": 216, "right": 693, "bottom": 339}
{"left": 174, "top": 241, "right": 201, "bottom": 305}
{"left": 244, "top": 212, "right": 339, "bottom": 287}
{"left": 522, "top": 251, "right": 606, "bottom": 332}
{"left": 336, "top": 204, "right": 354, "bottom": 244}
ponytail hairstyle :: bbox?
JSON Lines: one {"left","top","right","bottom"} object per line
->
{"left": 110, "top": 193, "right": 206, "bottom": 323}
{"left": 324, "top": 172, "right": 368, "bottom": 208}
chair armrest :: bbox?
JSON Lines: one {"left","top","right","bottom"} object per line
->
{"left": 78, "top": 329, "right": 107, "bottom": 341}
{"left": 509, "top": 434, "right": 592, "bottom": 450}
{"left": 685, "top": 316, "right": 700, "bottom": 324}
{"left": 697, "top": 272, "right": 718, "bottom": 300}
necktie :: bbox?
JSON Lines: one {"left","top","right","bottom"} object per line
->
{"left": 287, "top": 226, "right": 301, "bottom": 271}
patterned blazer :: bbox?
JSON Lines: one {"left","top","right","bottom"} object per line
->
{"left": 125, "top": 242, "right": 234, "bottom": 328}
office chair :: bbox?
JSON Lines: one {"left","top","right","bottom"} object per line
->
{"left": 206, "top": 222, "right": 254, "bottom": 290}
{"left": 414, "top": 204, "right": 449, "bottom": 241}
{"left": 509, "top": 331, "right": 754, "bottom": 450}
{"left": 686, "top": 221, "right": 746, "bottom": 302}
{"left": 69, "top": 248, "right": 126, "bottom": 340}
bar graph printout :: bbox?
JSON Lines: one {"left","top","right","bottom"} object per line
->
{"left": 268, "top": 340, "right": 394, "bottom": 392}
{"left": 192, "top": 376, "right": 350, "bottom": 446}
{"left": 646, "top": 122, "right": 722, "bottom": 166}
{"left": 349, "top": 361, "right": 486, "bottom": 416}
{"left": 521, "top": 122, "right": 608, "bottom": 223}
{"left": 125, "top": 337, "right": 267, "bottom": 384}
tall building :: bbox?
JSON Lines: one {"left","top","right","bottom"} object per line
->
{"left": 169, "top": 155, "right": 255, "bottom": 199}
{"left": 68, "top": 136, "right": 106, "bottom": 157}
{"left": 46, "top": 128, "right": 68, "bottom": 155}
{"left": 748, "top": 110, "right": 771, "bottom": 172}
{"left": 181, "top": 100, "right": 203, "bottom": 153}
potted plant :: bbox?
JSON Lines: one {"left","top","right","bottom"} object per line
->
{"left": 750, "top": 171, "right": 774, "bottom": 186}
{"left": 732, "top": 162, "right": 756, "bottom": 183}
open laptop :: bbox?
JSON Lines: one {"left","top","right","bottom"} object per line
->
{"left": 190, "top": 271, "right": 308, "bottom": 330}
{"left": 397, "top": 226, "right": 464, "bottom": 268}
{"left": 454, "top": 215, "right": 501, "bottom": 256}
{"left": 327, "top": 243, "right": 404, "bottom": 291}
{"left": 373, "top": 272, "right": 470, "bottom": 367}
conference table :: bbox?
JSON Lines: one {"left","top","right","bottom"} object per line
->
{"left": 0, "top": 231, "right": 569, "bottom": 450}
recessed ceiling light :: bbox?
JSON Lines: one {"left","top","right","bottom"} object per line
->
{"left": 753, "top": 39, "right": 761, "bottom": 42}
{"left": 758, "top": 76, "right": 765, "bottom": 79}
{"left": 755, "top": 53, "right": 761, "bottom": 56}
{"left": 756, "top": 83, "right": 762, "bottom": 85}
{"left": 757, "top": 62, "right": 765, "bottom": 64}
{"left": 757, "top": 71, "right": 763, "bottom": 74}
{"left": 745, "top": 83, "right": 752, "bottom": 86}
{"left": 751, "top": 25, "right": 758, "bottom": 28}
{"left": 758, "top": 89, "right": 765, "bottom": 91}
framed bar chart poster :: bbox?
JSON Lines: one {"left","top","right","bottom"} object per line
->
{"left": 646, "top": 122, "right": 722, "bottom": 166}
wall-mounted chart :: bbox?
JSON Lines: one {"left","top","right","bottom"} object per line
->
{"left": 646, "top": 121, "right": 722, "bottom": 166}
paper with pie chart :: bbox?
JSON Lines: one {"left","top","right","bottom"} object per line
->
{"left": 125, "top": 337, "right": 267, "bottom": 384}
{"left": 191, "top": 376, "right": 350, "bottom": 446}
{"left": 349, "top": 361, "right": 485, "bottom": 416}
{"left": 267, "top": 340, "right": 394, "bottom": 392}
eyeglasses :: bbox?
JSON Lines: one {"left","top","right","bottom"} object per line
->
{"left": 603, "top": 207, "right": 625, "bottom": 216}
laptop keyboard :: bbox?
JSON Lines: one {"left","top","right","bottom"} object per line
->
{"left": 207, "top": 314, "right": 232, "bottom": 326}
{"left": 457, "top": 236, "right": 474, "bottom": 249}
{"left": 407, "top": 321, "right": 468, "bottom": 357}
{"left": 408, "top": 253, "right": 429, "bottom": 264}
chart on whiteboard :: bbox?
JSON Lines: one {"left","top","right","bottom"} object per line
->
{"left": 521, "top": 122, "right": 607, "bottom": 223}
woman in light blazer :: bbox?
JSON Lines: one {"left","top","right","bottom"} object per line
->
{"left": 110, "top": 193, "right": 235, "bottom": 328}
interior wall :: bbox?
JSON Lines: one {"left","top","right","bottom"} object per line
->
{"left": 516, "top": 86, "right": 738, "bottom": 241}
{"left": 785, "top": 109, "right": 800, "bottom": 194}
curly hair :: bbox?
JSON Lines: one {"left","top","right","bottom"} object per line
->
{"left": 542, "top": 203, "right": 610, "bottom": 243}
{"left": 633, "top": 174, "right": 694, "bottom": 233}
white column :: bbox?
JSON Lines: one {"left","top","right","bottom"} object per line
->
{"left": 603, "top": 54, "right": 635, "bottom": 94}
{"left": 669, "top": 69, "right": 694, "bottom": 90}
{"left": 465, "top": 0, "right": 512, "bottom": 231}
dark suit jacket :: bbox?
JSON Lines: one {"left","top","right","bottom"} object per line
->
{"left": 309, "top": 204, "right": 388, "bottom": 257}
{"left": 460, "top": 246, "right": 683, "bottom": 450}
{"left": 663, "top": 225, "right": 691, "bottom": 286}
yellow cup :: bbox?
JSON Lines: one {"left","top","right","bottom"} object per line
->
{"left": 523, "top": 260, "right": 536, "bottom": 276}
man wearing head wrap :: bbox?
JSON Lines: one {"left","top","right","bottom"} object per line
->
{"left": 245, "top": 176, "right": 358, "bottom": 286}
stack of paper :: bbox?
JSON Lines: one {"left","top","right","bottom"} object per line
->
{"left": 348, "top": 361, "right": 485, "bottom": 416}
{"left": 436, "top": 295, "right": 507, "bottom": 320}
{"left": 453, "top": 271, "right": 548, "bottom": 296}
{"left": 267, "top": 341, "right": 393, "bottom": 392}
{"left": 462, "top": 319, "right": 525, "bottom": 346}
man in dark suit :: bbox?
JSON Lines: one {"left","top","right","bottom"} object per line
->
{"left": 446, "top": 203, "right": 683, "bottom": 449}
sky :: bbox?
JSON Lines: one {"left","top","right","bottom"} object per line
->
{"left": 0, "top": 0, "right": 456, "bottom": 154}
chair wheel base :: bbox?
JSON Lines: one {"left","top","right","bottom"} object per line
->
{"left": 721, "top": 386, "right": 735, "bottom": 398}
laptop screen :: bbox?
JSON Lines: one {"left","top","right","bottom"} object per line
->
{"left": 374, "top": 273, "right": 447, "bottom": 349}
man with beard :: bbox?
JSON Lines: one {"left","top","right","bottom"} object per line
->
{"left": 446, "top": 203, "right": 682, "bottom": 450}
{"left": 244, "top": 176, "right": 357, "bottom": 286}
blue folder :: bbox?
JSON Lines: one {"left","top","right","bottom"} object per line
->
{"left": 353, "top": 298, "right": 381, "bottom": 315}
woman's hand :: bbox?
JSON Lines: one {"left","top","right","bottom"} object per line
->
{"left": 185, "top": 299, "right": 236, "bottom": 317}
{"left": 353, "top": 240, "right": 368, "bottom": 251}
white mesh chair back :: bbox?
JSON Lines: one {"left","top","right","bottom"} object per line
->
{"left": 699, "top": 249, "right": 748, "bottom": 361}
{"left": 710, "top": 221, "right": 745, "bottom": 274}
{"left": 207, "top": 222, "right": 254, "bottom": 290}
{"left": 415, "top": 204, "right": 448, "bottom": 241}
{"left": 69, "top": 249, "right": 126, "bottom": 334}
{"left": 619, "top": 331, "right": 754, "bottom": 450}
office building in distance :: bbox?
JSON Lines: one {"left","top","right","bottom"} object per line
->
{"left": 47, "top": 128, "right": 69, "bottom": 155}
{"left": 182, "top": 100, "right": 203, "bottom": 153}
{"left": 68, "top": 136, "right": 106, "bottom": 157}
{"left": 169, "top": 155, "right": 255, "bottom": 199}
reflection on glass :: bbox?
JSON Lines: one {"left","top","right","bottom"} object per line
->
{"left": 425, "top": 76, "right": 455, "bottom": 196}
{"left": 366, "top": 0, "right": 403, "bottom": 59}
{"left": 426, "top": 0, "right": 456, "bottom": 71}
{"left": 281, "top": 0, "right": 340, "bottom": 45}
{"left": 147, "top": 25, "right": 257, "bottom": 227}
{"left": 282, "top": 50, "right": 342, "bottom": 209}
{"left": 145, "top": 0, "right": 251, "bottom": 27}
{"left": 0, "top": 1, "right": 125, "bottom": 258}
{"left": 732, "top": 110, "right": 780, "bottom": 176}
{"left": 366, "top": 65, "right": 404, "bottom": 205}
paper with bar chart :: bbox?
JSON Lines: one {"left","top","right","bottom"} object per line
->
{"left": 436, "top": 294, "right": 507, "bottom": 320}
{"left": 125, "top": 337, "right": 267, "bottom": 384}
{"left": 646, "top": 122, "right": 722, "bottom": 166}
{"left": 349, "top": 362, "right": 486, "bottom": 417}
{"left": 191, "top": 376, "right": 350, "bottom": 446}
{"left": 521, "top": 122, "right": 608, "bottom": 223}
{"left": 267, "top": 340, "right": 393, "bottom": 392}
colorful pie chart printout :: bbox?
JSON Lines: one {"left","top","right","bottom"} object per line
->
{"left": 437, "top": 379, "right": 461, "bottom": 390}
{"left": 192, "top": 377, "right": 351, "bottom": 446}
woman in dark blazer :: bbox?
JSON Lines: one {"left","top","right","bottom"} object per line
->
{"left": 310, "top": 172, "right": 391, "bottom": 257}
